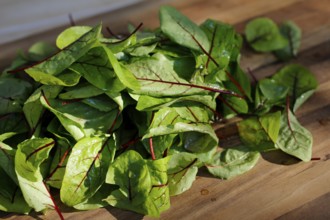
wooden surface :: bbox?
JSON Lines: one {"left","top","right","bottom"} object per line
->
{"left": 1, "top": 0, "right": 330, "bottom": 219}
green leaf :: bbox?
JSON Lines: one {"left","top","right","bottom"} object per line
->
{"left": 272, "top": 64, "right": 318, "bottom": 111}
{"left": 59, "top": 83, "right": 104, "bottom": 99}
{"left": 0, "top": 113, "right": 29, "bottom": 141}
{"left": 28, "top": 42, "right": 57, "bottom": 61}
{"left": 61, "top": 136, "right": 115, "bottom": 206}
{"left": 105, "top": 150, "right": 151, "bottom": 208}
{"left": 237, "top": 112, "right": 281, "bottom": 152}
{"left": 207, "top": 146, "right": 260, "bottom": 179}
{"left": 56, "top": 26, "right": 93, "bottom": 49}
{"left": 143, "top": 107, "right": 218, "bottom": 153}
{"left": 0, "top": 77, "right": 33, "bottom": 115}
{"left": 70, "top": 47, "right": 125, "bottom": 93}
{"left": 25, "top": 24, "right": 101, "bottom": 79}
{"left": 136, "top": 94, "right": 216, "bottom": 112}
{"left": 102, "top": 46, "right": 140, "bottom": 91}
{"left": 23, "top": 85, "right": 62, "bottom": 130}
{"left": 45, "top": 137, "right": 72, "bottom": 189}
{"left": 73, "top": 184, "right": 117, "bottom": 210}
{"left": 245, "top": 17, "right": 288, "bottom": 52}
{"left": 15, "top": 138, "right": 56, "bottom": 212}
{"left": 127, "top": 53, "right": 210, "bottom": 97}
{"left": 0, "top": 142, "right": 17, "bottom": 183}
{"left": 274, "top": 21, "right": 301, "bottom": 61}
{"left": 160, "top": 6, "right": 210, "bottom": 52}
{"left": 0, "top": 168, "right": 31, "bottom": 214}
{"left": 275, "top": 109, "right": 312, "bottom": 161}
{"left": 167, "top": 152, "right": 198, "bottom": 196}
{"left": 200, "top": 19, "right": 238, "bottom": 71}
{"left": 40, "top": 96, "right": 120, "bottom": 140}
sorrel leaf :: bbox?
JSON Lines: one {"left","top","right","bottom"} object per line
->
{"left": 40, "top": 95, "right": 120, "bottom": 140}
{"left": 14, "top": 138, "right": 58, "bottom": 213}
{"left": 60, "top": 136, "right": 115, "bottom": 206}
{"left": 167, "top": 152, "right": 198, "bottom": 196}
{"left": 237, "top": 113, "right": 279, "bottom": 152}
{"left": 272, "top": 64, "right": 318, "bottom": 111}
{"left": 275, "top": 109, "right": 312, "bottom": 161}
{"left": 0, "top": 142, "right": 17, "bottom": 183}
{"left": 160, "top": 6, "right": 210, "bottom": 52}
{"left": 25, "top": 24, "right": 102, "bottom": 79}
{"left": 0, "top": 168, "right": 31, "bottom": 214}
{"left": 70, "top": 47, "right": 125, "bottom": 93}
{"left": 274, "top": 21, "right": 301, "bottom": 61}
{"left": 207, "top": 146, "right": 260, "bottom": 179}
{"left": 245, "top": 17, "right": 288, "bottom": 52}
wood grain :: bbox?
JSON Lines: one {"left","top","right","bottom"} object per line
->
{"left": 1, "top": 0, "right": 329, "bottom": 219}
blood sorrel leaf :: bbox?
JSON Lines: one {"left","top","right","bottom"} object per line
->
{"left": 45, "top": 137, "right": 72, "bottom": 189}
{"left": 0, "top": 113, "right": 29, "bottom": 141}
{"left": 245, "top": 17, "right": 288, "bottom": 52}
{"left": 56, "top": 26, "right": 93, "bottom": 49}
{"left": 105, "top": 150, "right": 151, "bottom": 206}
{"left": 160, "top": 6, "right": 210, "bottom": 52}
{"left": 275, "top": 109, "right": 312, "bottom": 161}
{"left": 254, "top": 78, "right": 289, "bottom": 114}
{"left": 0, "top": 77, "right": 33, "bottom": 115}
{"left": 23, "top": 85, "right": 62, "bottom": 130}
{"left": 200, "top": 19, "right": 238, "bottom": 71}
{"left": 167, "top": 152, "right": 198, "bottom": 196}
{"left": 0, "top": 168, "right": 31, "bottom": 214}
{"left": 128, "top": 53, "right": 220, "bottom": 97}
{"left": 60, "top": 136, "right": 115, "bottom": 206}
{"left": 143, "top": 107, "right": 218, "bottom": 153}
{"left": 25, "top": 24, "right": 101, "bottom": 79}
{"left": 40, "top": 96, "right": 120, "bottom": 140}
{"left": 102, "top": 46, "right": 141, "bottom": 91}
{"left": 58, "top": 83, "right": 104, "bottom": 99}
{"left": 237, "top": 112, "right": 281, "bottom": 152}
{"left": 0, "top": 142, "right": 17, "bottom": 183}
{"left": 70, "top": 47, "right": 125, "bottom": 93}
{"left": 27, "top": 42, "right": 57, "bottom": 62}
{"left": 135, "top": 94, "right": 216, "bottom": 112}
{"left": 14, "top": 138, "right": 58, "bottom": 213}
{"left": 73, "top": 184, "right": 117, "bottom": 210}
{"left": 274, "top": 21, "right": 301, "bottom": 61}
{"left": 272, "top": 64, "right": 318, "bottom": 111}
{"left": 207, "top": 146, "right": 260, "bottom": 179}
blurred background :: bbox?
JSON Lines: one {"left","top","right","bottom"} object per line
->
{"left": 0, "top": 0, "right": 146, "bottom": 45}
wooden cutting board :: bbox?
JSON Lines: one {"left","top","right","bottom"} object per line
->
{"left": 1, "top": 0, "right": 330, "bottom": 219}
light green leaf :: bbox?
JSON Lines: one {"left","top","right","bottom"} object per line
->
{"left": 275, "top": 109, "right": 312, "bottom": 161}
{"left": 56, "top": 26, "right": 93, "bottom": 49}
{"left": 40, "top": 96, "right": 120, "bottom": 140}
{"left": 25, "top": 24, "right": 101, "bottom": 78}
{"left": 207, "top": 146, "right": 260, "bottom": 179}
{"left": 167, "top": 152, "right": 198, "bottom": 196}
{"left": 15, "top": 138, "right": 56, "bottom": 212}
{"left": 61, "top": 136, "right": 115, "bottom": 206}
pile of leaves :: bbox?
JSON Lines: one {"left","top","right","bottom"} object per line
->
{"left": 0, "top": 6, "right": 317, "bottom": 218}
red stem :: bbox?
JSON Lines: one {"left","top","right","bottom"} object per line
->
{"left": 149, "top": 137, "right": 156, "bottom": 160}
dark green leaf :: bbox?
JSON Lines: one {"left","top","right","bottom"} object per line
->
{"left": 245, "top": 17, "right": 288, "bottom": 52}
